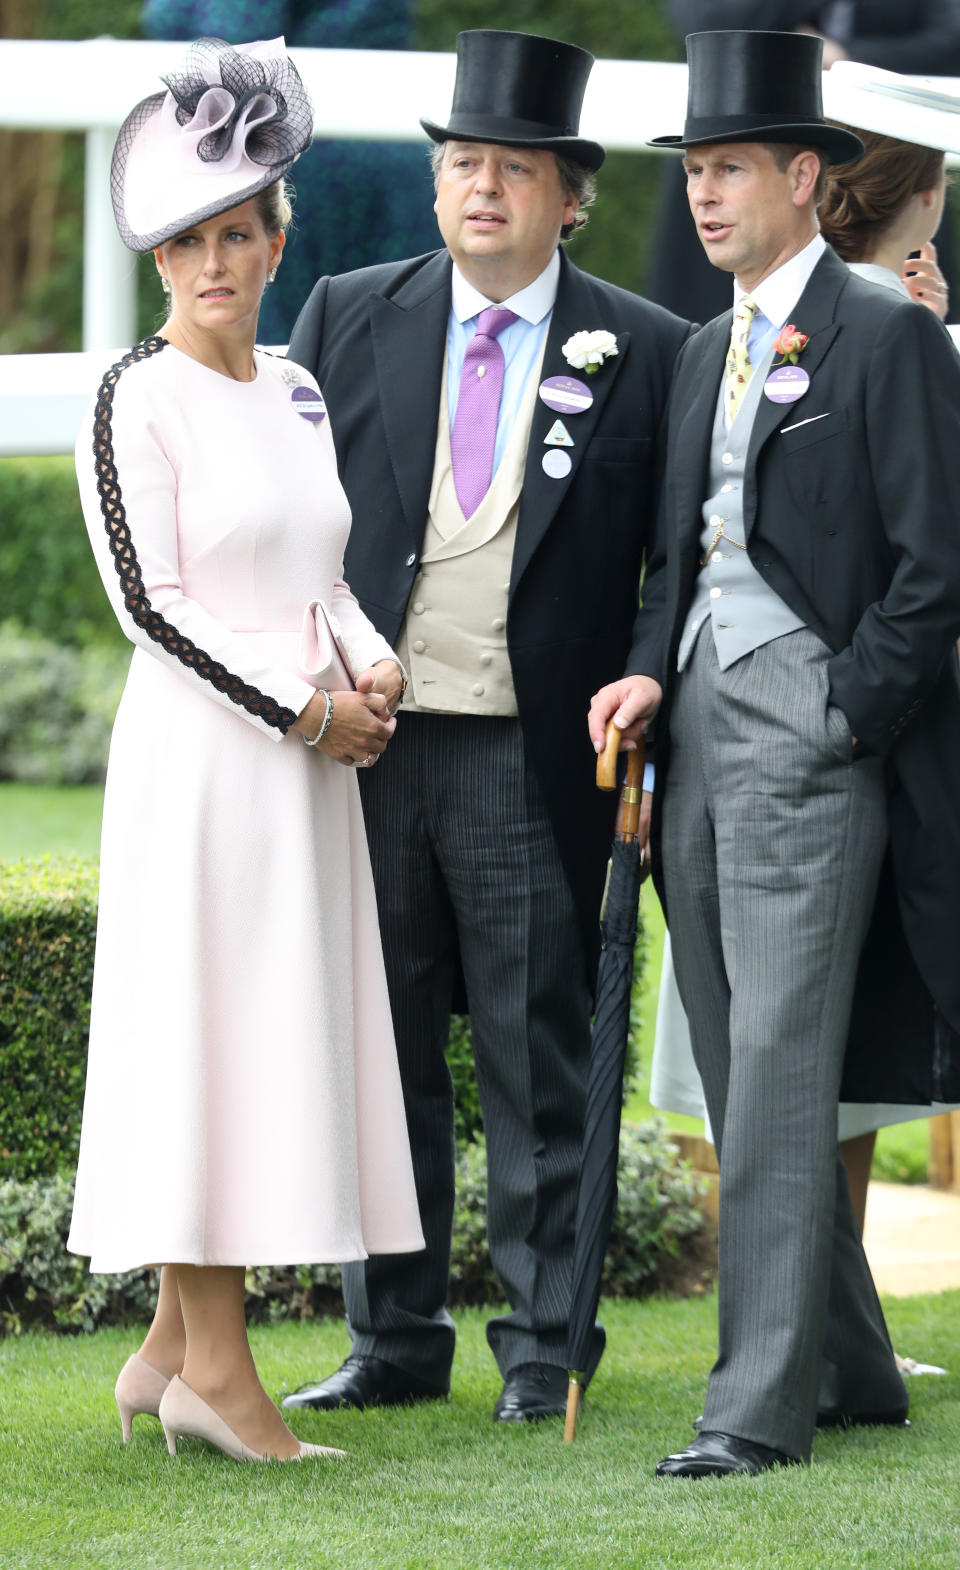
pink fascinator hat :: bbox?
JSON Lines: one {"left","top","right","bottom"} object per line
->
{"left": 111, "top": 36, "right": 313, "bottom": 252}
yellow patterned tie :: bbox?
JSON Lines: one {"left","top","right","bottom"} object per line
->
{"left": 725, "top": 296, "right": 759, "bottom": 423}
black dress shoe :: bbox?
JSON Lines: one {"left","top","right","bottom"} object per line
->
{"left": 815, "top": 1404, "right": 910, "bottom": 1430}
{"left": 493, "top": 1362, "right": 568, "bottom": 1422}
{"left": 656, "top": 1430, "right": 799, "bottom": 1478}
{"left": 280, "top": 1354, "right": 448, "bottom": 1412}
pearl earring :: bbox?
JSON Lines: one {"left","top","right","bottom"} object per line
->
{"left": 159, "top": 275, "right": 170, "bottom": 295}
{"left": 267, "top": 267, "right": 278, "bottom": 284}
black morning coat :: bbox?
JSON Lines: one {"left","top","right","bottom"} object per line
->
{"left": 629, "top": 246, "right": 960, "bottom": 1104}
{"left": 288, "top": 247, "right": 690, "bottom": 987}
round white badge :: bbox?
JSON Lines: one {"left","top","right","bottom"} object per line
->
{"left": 542, "top": 449, "right": 573, "bottom": 479}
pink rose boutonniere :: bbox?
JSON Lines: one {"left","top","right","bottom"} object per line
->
{"left": 772, "top": 324, "right": 809, "bottom": 365}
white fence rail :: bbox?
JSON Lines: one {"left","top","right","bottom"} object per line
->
{"left": 1, "top": 38, "right": 956, "bottom": 457}
{"left": 0, "top": 38, "right": 689, "bottom": 457}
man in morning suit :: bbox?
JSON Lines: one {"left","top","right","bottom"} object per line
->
{"left": 590, "top": 29, "right": 960, "bottom": 1476}
{"left": 281, "top": 29, "right": 689, "bottom": 1422}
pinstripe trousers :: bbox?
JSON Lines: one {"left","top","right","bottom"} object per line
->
{"left": 346, "top": 713, "right": 601, "bottom": 1385}
{"left": 661, "top": 627, "right": 907, "bottom": 1460}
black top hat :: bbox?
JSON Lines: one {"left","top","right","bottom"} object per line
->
{"left": 650, "top": 31, "right": 863, "bottom": 165}
{"left": 420, "top": 30, "right": 605, "bottom": 172}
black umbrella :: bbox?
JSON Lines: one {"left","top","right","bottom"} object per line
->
{"left": 564, "top": 719, "right": 646, "bottom": 1442}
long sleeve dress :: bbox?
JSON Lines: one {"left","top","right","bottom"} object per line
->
{"left": 67, "top": 336, "right": 424, "bottom": 1273}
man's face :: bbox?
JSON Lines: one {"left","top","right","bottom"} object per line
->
{"left": 433, "top": 141, "right": 578, "bottom": 286}
{"left": 682, "top": 142, "right": 814, "bottom": 290}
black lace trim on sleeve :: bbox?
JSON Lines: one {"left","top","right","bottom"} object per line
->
{"left": 91, "top": 336, "right": 297, "bottom": 734}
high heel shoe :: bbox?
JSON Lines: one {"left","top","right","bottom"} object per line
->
{"left": 158, "top": 1376, "right": 346, "bottom": 1463}
{"left": 115, "top": 1353, "right": 172, "bottom": 1443}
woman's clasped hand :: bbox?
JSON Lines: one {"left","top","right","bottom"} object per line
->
{"left": 293, "top": 660, "right": 402, "bottom": 765}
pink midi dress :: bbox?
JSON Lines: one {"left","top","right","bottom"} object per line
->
{"left": 67, "top": 338, "right": 424, "bottom": 1273}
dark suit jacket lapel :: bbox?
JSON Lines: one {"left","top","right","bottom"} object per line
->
{"left": 743, "top": 249, "right": 847, "bottom": 537}
{"left": 510, "top": 254, "right": 630, "bottom": 591}
{"left": 369, "top": 251, "right": 451, "bottom": 551}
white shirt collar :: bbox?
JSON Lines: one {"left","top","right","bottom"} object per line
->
{"left": 450, "top": 250, "right": 560, "bottom": 326}
{"left": 733, "top": 233, "right": 826, "bottom": 328}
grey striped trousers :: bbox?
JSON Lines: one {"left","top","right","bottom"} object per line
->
{"left": 661, "top": 626, "right": 907, "bottom": 1459}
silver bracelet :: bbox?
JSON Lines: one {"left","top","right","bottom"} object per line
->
{"left": 303, "top": 689, "right": 334, "bottom": 747}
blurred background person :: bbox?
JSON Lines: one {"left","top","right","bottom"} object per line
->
{"left": 646, "top": 0, "right": 960, "bottom": 322}
{"left": 143, "top": 0, "right": 439, "bottom": 343}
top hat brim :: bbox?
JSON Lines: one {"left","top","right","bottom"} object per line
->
{"left": 823, "top": 61, "right": 960, "bottom": 155}
{"left": 420, "top": 116, "right": 605, "bottom": 172}
{"left": 649, "top": 119, "right": 863, "bottom": 165}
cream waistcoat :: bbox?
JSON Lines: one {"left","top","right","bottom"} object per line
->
{"left": 396, "top": 340, "right": 546, "bottom": 715}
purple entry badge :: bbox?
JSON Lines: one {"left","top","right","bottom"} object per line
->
{"left": 292, "top": 385, "right": 327, "bottom": 422}
{"left": 539, "top": 375, "right": 594, "bottom": 414}
{"left": 764, "top": 365, "right": 810, "bottom": 404}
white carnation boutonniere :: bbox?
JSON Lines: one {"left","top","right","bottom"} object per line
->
{"left": 562, "top": 329, "right": 619, "bottom": 375}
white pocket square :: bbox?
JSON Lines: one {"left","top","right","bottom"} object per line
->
{"left": 780, "top": 412, "right": 832, "bottom": 433}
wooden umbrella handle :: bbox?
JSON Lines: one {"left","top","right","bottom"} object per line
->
{"left": 596, "top": 717, "right": 643, "bottom": 792}
{"left": 596, "top": 718, "right": 645, "bottom": 842}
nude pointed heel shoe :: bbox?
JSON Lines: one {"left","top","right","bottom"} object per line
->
{"left": 115, "top": 1353, "right": 172, "bottom": 1443}
{"left": 158, "top": 1376, "right": 346, "bottom": 1463}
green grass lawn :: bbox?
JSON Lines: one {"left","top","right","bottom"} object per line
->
{"left": 0, "top": 783, "right": 103, "bottom": 861}
{"left": 1, "top": 1295, "right": 957, "bottom": 1570}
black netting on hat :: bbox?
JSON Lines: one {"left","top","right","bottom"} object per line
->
{"left": 111, "top": 91, "right": 165, "bottom": 249}
{"left": 161, "top": 36, "right": 311, "bottom": 168}
{"left": 110, "top": 38, "right": 313, "bottom": 251}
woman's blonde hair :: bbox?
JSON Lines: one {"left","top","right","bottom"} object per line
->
{"left": 255, "top": 177, "right": 294, "bottom": 236}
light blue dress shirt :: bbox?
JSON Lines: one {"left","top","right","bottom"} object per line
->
{"left": 446, "top": 252, "right": 559, "bottom": 477}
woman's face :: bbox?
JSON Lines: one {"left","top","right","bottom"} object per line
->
{"left": 154, "top": 198, "right": 284, "bottom": 335}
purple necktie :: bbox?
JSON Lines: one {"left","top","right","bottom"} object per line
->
{"left": 450, "top": 307, "right": 519, "bottom": 519}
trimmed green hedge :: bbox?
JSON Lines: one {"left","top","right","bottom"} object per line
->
{"left": 0, "top": 858, "right": 97, "bottom": 1181}
{"left": 0, "top": 856, "right": 701, "bottom": 1334}
{"left": 0, "top": 626, "right": 129, "bottom": 785}
{"left": 0, "top": 856, "right": 644, "bottom": 1174}
{"left": 0, "top": 461, "right": 125, "bottom": 650}
{"left": 0, "top": 1125, "right": 705, "bottom": 1335}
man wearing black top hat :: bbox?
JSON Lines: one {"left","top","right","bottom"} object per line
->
{"left": 280, "top": 30, "right": 688, "bottom": 1423}
{"left": 591, "top": 29, "right": 960, "bottom": 1474}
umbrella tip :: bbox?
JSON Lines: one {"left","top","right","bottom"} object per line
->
{"left": 563, "top": 1375, "right": 583, "bottom": 1443}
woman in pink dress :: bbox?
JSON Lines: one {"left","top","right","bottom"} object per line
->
{"left": 68, "top": 37, "right": 423, "bottom": 1463}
